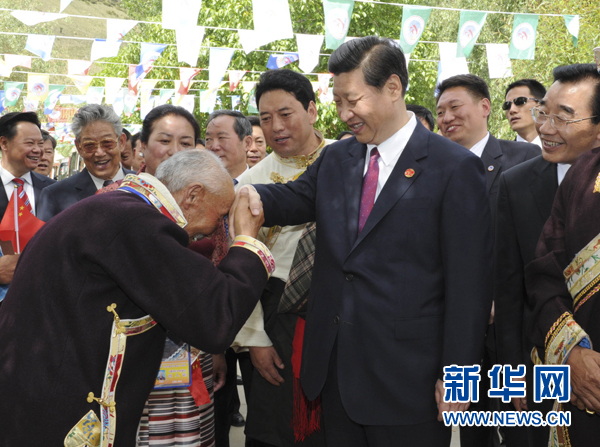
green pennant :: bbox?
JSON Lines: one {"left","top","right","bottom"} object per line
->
{"left": 563, "top": 15, "right": 579, "bottom": 48}
{"left": 3, "top": 82, "right": 25, "bottom": 107}
{"left": 509, "top": 14, "right": 539, "bottom": 60}
{"left": 456, "top": 11, "right": 487, "bottom": 58}
{"left": 323, "top": 0, "right": 355, "bottom": 50}
{"left": 44, "top": 85, "right": 66, "bottom": 115}
{"left": 399, "top": 6, "right": 432, "bottom": 54}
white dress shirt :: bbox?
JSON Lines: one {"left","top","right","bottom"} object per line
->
{"left": 516, "top": 133, "right": 542, "bottom": 149}
{"left": 557, "top": 163, "right": 570, "bottom": 185}
{"left": 88, "top": 165, "right": 126, "bottom": 190}
{"left": 0, "top": 167, "right": 36, "bottom": 215}
{"left": 365, "top": 112, "right": 418, "bottom": 201}
{"left": 469, "top": 132, "right": 491, "bottom": 159}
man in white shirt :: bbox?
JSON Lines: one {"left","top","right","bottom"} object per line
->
{"left": 503, "top": 79, "right": 546, "bottom": 147}
{"left": 37, "top": 104, "right": 133, "bottom": 222}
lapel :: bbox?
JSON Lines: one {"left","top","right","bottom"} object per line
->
{"left": 75, "top": 168, "right": 98, "bottom": 201}
{"left": 480, "top": 134, "right": 502, "bottom": 193}
{"left": 342, "top": 140, "right": 366, "bottom": 245}
{"left": 31, "top": 171, "right": 48, "bottom": 207}
{"left": 529, "top": 157, "right": 558, "bottom": 220}
{"left": 347, "top": 125, "right": 429, "bottom": 253}
{"left": 0, "top": 182, "right": 8, "bottom": 217}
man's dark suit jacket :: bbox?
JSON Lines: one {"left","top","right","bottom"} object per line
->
{"left": 0, "top": 171, "right": 56, "bottom": 218}
{"left": 494, "top": 155, "right": 557, "bottom": 369}
{"left": 253, "top": 121, "right": 494, "bottom": 426}
{"left": 37, "top": 166, "right": 133, "bottom": 222}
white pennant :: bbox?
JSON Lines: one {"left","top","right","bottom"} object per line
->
{"left": 12, "top": 11, "right": 67, "bottom": 26}
{"left": 60, "top": 0, "right": 74, "bottom": 12}
{"left": 237, "top": 29, "right": 274, "bottom": 54}
{"left": 176, "top": 26, "right": 205, "bottom": 66}
{"left": 438, "top": 42, "right": 469, "bottom": 85}
{"left": 104, "top": 78, "right": 125, "bottom": 104}
{"left": 485, "top": 44, "right": 512, "bottom": 79}
{"left": 179, "top": 95, "right": 196, "bottom": 114}
{"left": 67, "top": 60, "right": 93, "bottom": 76}
{"left": 252, "top": 0, "right": 293, "bottom": 42}
{"left": 208, "top": 48, "right": 234, "bottom": 89}
{"left": 296, "top": 34, "right": 324, "bottom": 73}
{"left": 162, "top": 0, "right": 202, "bottom": 29}
{"left": 106, "top": 19, "right": 138, "bottom": 42}
{"left": 91, "top": 39, "right": 122, "bottom": 61}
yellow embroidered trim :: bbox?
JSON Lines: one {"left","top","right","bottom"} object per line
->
{"left": 574, "top": 275, "right": 600, "bottom": 313}
{"left": 545, "top": 316, "right": 590, "bottom": 366}
{"left": 563, "top": 233, "right": 600, "bottom": 283}
{"left": 568, "top": 258, "right": 600, "bottom": 304}
{"left": 545, "top": 312, "right": 570, "bottom": 347}
{"left": 64, "top": 410, "right": 101, "bottom": 447}
{"left": 231, "top": 235, "right": 276, "bottom": 277}
{"left": 270, "top": 172, "right": 286, "bottom": 183}
{"left": 593, "top": 171, "right": 600, "bottom": 193}
{"left": 272, "top": 131, "right": 326, "bottom": 169}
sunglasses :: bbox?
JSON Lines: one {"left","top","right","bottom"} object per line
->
{"left": 502, "top": 97, "right": 539, "bottom": 111}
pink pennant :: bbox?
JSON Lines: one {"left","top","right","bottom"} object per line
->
{"left": 317, "top": 73, "right": 332, "bottom": 96}
{"left": 228, "top": 70, "right": 246, "bottom": 92}
{"left": 178, "top": 67, "right": 201, "bottom": 95}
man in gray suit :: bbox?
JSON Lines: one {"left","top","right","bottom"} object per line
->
{"left": 38, "top": 104, "right": 133, "bottom": 222}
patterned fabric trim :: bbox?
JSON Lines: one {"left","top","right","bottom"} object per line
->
{"left": 564, "top": 232, "right": 600, "bottom": 297}
{"left": 574, "top": 274, "right": 600, "bottom": 314}
{"left": 87, "top": 304, "right": 156, "bottom": 447}
{"left": 271, "top": 130, "right": 326, "bottom": 169}
{"left": 64, "top": 410, "right": 101, "bottom": 447}
{"left": 231, "top": 235, "right": 276, "bottom": 277}
{"left": 545, "top": 314, "right": 591, "bottom": 366}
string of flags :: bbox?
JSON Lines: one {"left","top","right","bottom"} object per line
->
{"left": 0, "top": 0, "right": 583, "bottom": 117}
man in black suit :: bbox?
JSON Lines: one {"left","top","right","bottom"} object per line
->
{"left": 503, "top": 79, "right": 546, "bottom": 147}
{"left": 0, "top": 112, "right": 55, "bottom": 290}
{"left": 38, "top": 104, "right": 133, "bottom": 222}
{"left": 436, "top": 74, "right": 540, "bottom": 447}
{"left": 495, "top": 63, "right": 600, "bottom": 447}
{"left": 233, "top": 36, "right": 493, "bottom": 447}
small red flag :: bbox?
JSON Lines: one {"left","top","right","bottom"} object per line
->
{"left": 0, "top": 188, "right": 44, "bottom": 253}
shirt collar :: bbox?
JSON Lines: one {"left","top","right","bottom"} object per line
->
{"left": 88, "top": 165, "right": 125, "bottom": 190}
{"left": 272, "top": 129, "right": 327, "bottom": 169}
{"left": 469, "top": 132, "right": 490, "bottom": 158}
{"left": 366, "top": 112, "right": 417, "bottom": 166}
{"left": 0, "top": 166, "right": 33, "bottom": 186}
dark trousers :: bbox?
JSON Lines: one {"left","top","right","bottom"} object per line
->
{"left": 321, "top": 343, "right": 452, "bottom": 447}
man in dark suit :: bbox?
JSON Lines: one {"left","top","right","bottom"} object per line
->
{"left": 232, "top": 36, "right": 493, "bottom": 447}
{"left": 503, "top": 79, "right": 546, "bottom": 147}
{"left": 38, "top": 104, "right": 133, "bottom": 222}
{"left": 436, "top": 74, "right": 540, "bottom": 447}
{"left": 0, "top": 112, "right": 55, "bottom": 289}
{"left": 495, "top": 63, "right": 600, "bottom": 447}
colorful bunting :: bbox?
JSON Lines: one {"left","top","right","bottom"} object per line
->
{"left": 23, "top": 97, "right": 39, "bottom": 113}
{"left": 86, "top": 86, "right": 104, "bottom": 105}
{"left": 179, "top": 95, "right": 195, "bottom": 114}
{"left": 323, "top": 0, "right": 355, "bottom": 50}
{"left": 199, "top": 87, "right": 218, "bottom": 114}
{"left": 0, "top": 91, "right": 5, "bottom": 114}
{"left": 176, "top": 26, "right": 205, "bottom": 66}
{"left": 231, "top": 95, "right": 241, "bottom": 110}
{"left": 208, "top": 48, "right": 234, "bottom": 89}
{"left": 68, "top": 75, "right": 94, "bottom": 95}
{"left": 4, "top": 55, "right": 32, "bottom": 69}
{"left": 104, "top": 78, "right": 125, "bottom": 105}
{"left": 123, "top": 90, "right": 139, "bottom": 116}
{"left": 90, "top": 39, "right": 122, "bottom": 61}
{"left": 139, "top": 43, "right": 168, "bottom": 66}
{"left": 67, "top": 60, "right": 93, "bottom": 76}
{"left": 111, "top": 88, "right": 127, "bottom": 116}
{"left": 228, "top": 70, "right": 246, "bottom": 92}
{"left": 27, "top": 74, "right": 50, "bottom": 101}
{"left": 399, "top": 6, "right": 432, "bottom": 54}
{"left": 509, "top": 14, "right": 539, "bottom": 60}
{"left": 296, "top": 34, "right": 324, "bottom": 73}
{"left": 25, "top": 34, "right": 55, "bottom": 61}
{"left": 266, "top": 53, "right": 299, "bottom": 69}
{"left": 44, "top": 85, "right": 66, "bottom": 115}
{"left": 4, "top": 82, "right": 24, "bottom": 107}
{"left": 158, "top": 89, "right": 175, "bottom": 106}
{"left": 456, "top": 11, "right": 487, "bottom": 58}
{"left": 563, "top": 15, "right": 579, "bottom": 48}
{"left": 178, "top": 68, "right": 202, "bottom": 95}
{"left": 486, "top": 44, "right": 512, "bottom": 79}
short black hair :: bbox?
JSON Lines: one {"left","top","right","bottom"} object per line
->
{"left": 336, "top": 131, "right": 354, "bottom": 140}
{"left": 436, "top": 74, "right": 490, "bottom": 103}
{"left": 552, "top": 63, "right": 600, "bottom": 125}
{"left": 247, "top": 115, "right": 261, "bottom": 127}
{"left": 328, "top": 36, "right": 409, "bottom": 96}
{"left": 40, "top": 129, "right": 57, "bottom": 149}
{"left": 122, "top": 128, "right": 132, "bottom": 141}
{"left": 255, "top": 69, "right": 316, "bottom": 111}
{"left": 207, "top": 110, "right": 252, "bottom": 141}
{"left": 141, "top": 105, "right": 200, "bottom": 144}
{"left": 131, "top": 132, "right": 141, "bottom": 149}
{"left": 504, "top": 79, "right": 546, "bottom": 100}
{"left": 406, "top": 104, "right": 435, "bottom": 131}
{"left": 0, "top": 112, "right": 41, "bottom": 140}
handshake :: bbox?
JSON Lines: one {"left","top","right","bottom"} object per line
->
{"left": 228, "top": 185, "right": 265, "bottom": 240}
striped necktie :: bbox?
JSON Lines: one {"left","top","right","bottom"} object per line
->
{"left": 12, "top": 178, "right": 32, "bottom": 213}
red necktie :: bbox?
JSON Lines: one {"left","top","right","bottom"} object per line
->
{"left": 358, "top": 148, "right": 380, "bottom": 234}
{"left": 12, "top": 178, "right": 32, "bottom": 213}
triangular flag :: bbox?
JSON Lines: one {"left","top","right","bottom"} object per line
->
{"left": 509, "top": 14, "right": 539, "bottom": 60}
{"left": 179, "top": 68, "right": 201, "bottom": 95}
{"left": 0, "top": 187, "right": 45, "bottom": 254}
{"left": 323, "top": 0, "right": 355, "bottom": 50}
{"left": 241, "top": 81, "right": 256, "bottom": 94}
{"left": 176, "top": 26, "right": 205, "bottom": 66}
{"left": 139, "top": 43, "right": 168, "bottom": 66}
{"left": 437, "top": 42, "right": 469, "bottom": 87}
{"left": 140, "top": 95, "right": 156, "bottom": 120}
{"left": 162, "top": 0, "right": 202, "bottom": 29}
{"left": 399, "top": 6, "right": 432, "bottom": 54}
{"left": 11, "top": 11, "right": 67, "bottom": 26}
{"left": 86, "top": 86, "right": 104, "bottom": 105}
{"left": 0, "top": 60, "right": 12, "bottom": 78}
{"left": 252, "top": 0, "right": 294, "bottom": 42}
{"left": 317, "top": 73, "right": 332, "bottom": 96}
{"left": 563, "top": 15, "right": 579, "bottom": 48}
{"left": 179, "top": 95, "right": 195, "bottom": 114}
{"left": 4, "top": 82, "right": 24, "bottom": 107}
{"left": 112, "top": 88, "right": 127, "bottom": 116}
{"left": 123, "top": 90, "right": 139, "bottom": 116}
{"left": 456, "top": 11, "right": 487, "bottom": 58}
{"left": 231, "top": 95, "right": 241, "bottom": 110}
{"left": 140, "top": 81, "right": 158, "bottom": 120}
{"left": 228, "top": 70, "right": 246, "bottom": 91}
{"left": 199, "top": 87, "right": 219, "bottom": 114}
{"left": 296, "top": 34, "right": 324, "bottom": 73}
{"left": 60, "top": 0, "right": 74, "bottom": 12}
{"left": 25, "top": 35, "right": 55, "bottom": 61}
{"left": 27, "top": 74, "right": 50, "bottom": 101}
{"left": 237, "top": 29, "right": 274, "bottom": 54}
{"left": 71, "top": 95, "right": 87, "bottom": 105}
{"left": 173, "top": 81, "right": 183, "bottom": 105}
{"left": 69, "top": 75, "right": 94, "bottom": 95}
{"left": 208, "top": 48, "right": 234, "bottom": 89}
{"left": 0, "top": 91, "right": 5, "bottom": 114}
{"left": 104, "top": 78, "right": 125, "bottom": 105}
{"left": 4, "top": 55, "right": 31, "bottom": 69}
{"left": 106, "top": 19, "right": 138, "bottom": 42}
{"left": 22, "top": 97, "right": 39, "bottom": 113}
{"left": 44, "top": 85, "right": 66, "bottom": 115}
{"left": 158, "top": 89, "right": 175, "bottom": 106}
{"left": 266, "top": 53, "right": 299, "bottom": 69}
{"left": 247, "top": 90, "right": 258, "bottom": 114}
{"left": 486, "top": 44, "right": 512, "bottom": 79}
{"left": 67, "top": 59, "right": 93, "bottom": 76}
{"left": 91, "top": 39, "right": 122, "bottom": 61}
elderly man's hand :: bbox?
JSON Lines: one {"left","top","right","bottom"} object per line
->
{"left": 249, "top": 346, "right": 285, "bottom": 386}
{"left": 567, "top": 346, "right": 600, "bottom": 412}
{"left": 0, "top": 254, "right": 19, "bottom": 284}
{"left": 231, "top": 186, "right": 264, "bottom": 239}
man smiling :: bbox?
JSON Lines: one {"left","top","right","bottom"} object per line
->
{"left": 38, "top": 104, "right": 133, "bottom": 222}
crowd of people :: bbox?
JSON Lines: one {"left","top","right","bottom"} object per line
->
{"left": 0, "top": 35, "right": 598, "bottom": 447}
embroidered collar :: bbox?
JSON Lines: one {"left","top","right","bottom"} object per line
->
{"left": 272, "top": 129, "right": 327, "bottom": 169}
{"left": 118, "top": 173, "right": 187, "bottom": 228}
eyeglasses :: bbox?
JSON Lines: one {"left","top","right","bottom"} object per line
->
{"left": 531, "top": 107, "right": 598, "bottom": 131}
{"left": 80, "top": 138, "right": 119, "bottom": 153}
{"left": 502, "top": 96, "right": 539, "bottom": 111}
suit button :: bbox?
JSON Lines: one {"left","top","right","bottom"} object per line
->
{"left": 334, "top": 316, "right": 340, "bottom": 324}
{"left": 345, "top": 274, "right": 354, "bottom": 281}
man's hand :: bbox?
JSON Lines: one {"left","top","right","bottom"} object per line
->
{"left": 566, "top": 346, "right": 600, "bottom": 412}
{"left": 249, "top": 346, "right": 284, "bottom": 386}
{"left": 212, "top": 353, "right": 227, "bottom": 392}
{"left": 0, "top": 254, "right": 19, "bottom": 284}
{"left": 511, "top": 377, "right": 528, "bottom": 411}
{"left": 435, "top": 379, "right": 470, "bottom": 421}
{"left": 229, "top": 186, "right": 263, "bottom": 239}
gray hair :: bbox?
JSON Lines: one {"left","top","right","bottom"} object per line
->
{"left": 155, "top": 149, "right": 231, "bottom": 196}
{"left": 71, "top": 104, "right": 123, "bottom": 141}
{"left": 207, "top": 109, "right": 252, "bottom": 141}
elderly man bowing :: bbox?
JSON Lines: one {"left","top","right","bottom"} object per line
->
{"left": 0, "top": 150, "right": 274, "bottom": 446}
